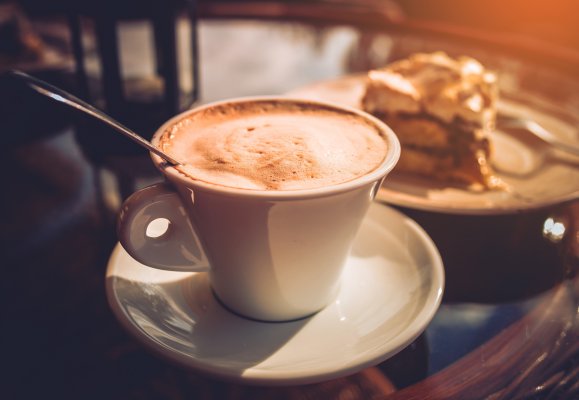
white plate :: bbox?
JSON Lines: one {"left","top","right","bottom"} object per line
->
{"left": 288, "top": 75, "right": 579, "bottom": 215}
{"left": 106, "top": 203, "right": 444, "bottom": 385}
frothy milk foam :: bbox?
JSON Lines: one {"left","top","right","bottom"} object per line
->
{"left": 158, "top": 100, "right": 388, "bottom": 191}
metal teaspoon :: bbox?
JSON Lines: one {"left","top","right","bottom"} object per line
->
{"left": 9, "top": 70, "right": 182, "bottom": 166}
{"left": 497, "top": 113, "right": 579, "bottom": 157}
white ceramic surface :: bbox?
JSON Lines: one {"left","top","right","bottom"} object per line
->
{"left": 106, "top": 202, "right": 444, "bottom": 385}
{"left": 117, "top": 97, "right": 401, "bottom": 322}
{"left": 289, "top": 75, "right": 579, "bottom": 215}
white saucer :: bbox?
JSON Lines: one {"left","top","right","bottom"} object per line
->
{"left": 106, "top": 203, "right": 444, "bottom": 385}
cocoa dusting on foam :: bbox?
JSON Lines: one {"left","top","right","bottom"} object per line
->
{"left": 158, "top": 101, "right": 387, "bottom": 190}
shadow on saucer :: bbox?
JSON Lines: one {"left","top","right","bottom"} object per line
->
{"left": 109, "top": 272, "right": 309, "bottom": 376}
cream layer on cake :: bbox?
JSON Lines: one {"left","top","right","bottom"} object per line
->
{"left": 362, "top": 52, "right": 499, "bottom": 188}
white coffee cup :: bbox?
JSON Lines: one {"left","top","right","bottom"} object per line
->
{"left": 117, "top": 97, "right": 400, "bottom": 321}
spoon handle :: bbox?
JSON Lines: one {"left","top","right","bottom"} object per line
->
{"left": 10, "top": 70, "right": 181, "bottom": 165}
{"left": 498, "top": 114, "right": 579, "bottom": 157}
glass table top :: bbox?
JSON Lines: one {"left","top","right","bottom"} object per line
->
{"left": 3, "top": 3, "right": 578, "bottom": 398}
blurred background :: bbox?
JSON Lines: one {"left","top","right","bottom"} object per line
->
{"left": 1, "top": 1, "right": 578, "bottom": 399}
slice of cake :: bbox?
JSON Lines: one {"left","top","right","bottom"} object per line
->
{"left": 362, "top": 52, "right": 499, "bottom": 189}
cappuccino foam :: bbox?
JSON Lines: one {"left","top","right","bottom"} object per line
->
{"left": 158, "top": 100, "right": 388, "bottom": 190}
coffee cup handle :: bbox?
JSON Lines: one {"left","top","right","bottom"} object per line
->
{"left": 117, "top": 182, "right": 209, "bottom": 272}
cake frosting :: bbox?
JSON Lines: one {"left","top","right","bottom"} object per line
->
{"left": 362, "top": 52, "right": 500, "bottom": 189}
{"left": 363, "top": 52, "right": 497, "bottom": 129}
